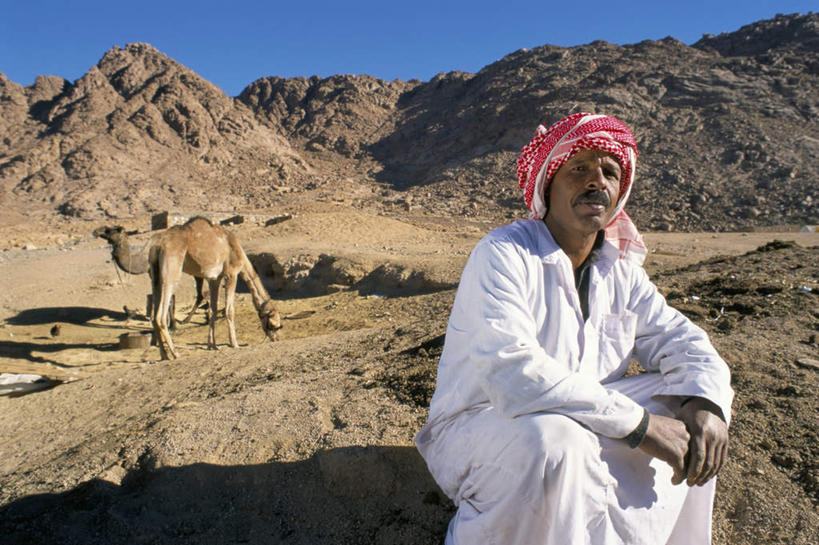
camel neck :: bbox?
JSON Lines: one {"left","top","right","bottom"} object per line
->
{"left": 112, "top": 237, "right": 149, "bottom": 274}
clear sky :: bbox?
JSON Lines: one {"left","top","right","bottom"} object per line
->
{"left": 0, "top": 0, "right": 814, "bottom": 97}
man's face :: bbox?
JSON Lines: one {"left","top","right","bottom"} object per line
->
{"left": 544, "top": 149, "right": 622, "bottom": 237}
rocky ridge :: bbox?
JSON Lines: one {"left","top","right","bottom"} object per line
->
{"left": 0, "top": 44, "right": 308, "bottom": 218}
{"left": 1, "top": 13, "right": 817, "bottom": 230}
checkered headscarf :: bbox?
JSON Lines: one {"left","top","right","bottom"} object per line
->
{"left": 516, "top": 112, "right": 647, "bottom": 265}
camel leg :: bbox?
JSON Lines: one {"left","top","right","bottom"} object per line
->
{"left": 152, "top": 250, "right": 182, "bottom": 360}
{"left": 151, "top": 282, "right": 170, "bottom": 359}
{"left": 207, "top": 277, "right": 222, "bottom": 350}
{"left": 223, "top": 273, "right": 239, "bottom": 348}
{"left": 169, "top": 294, "right": 177, "bottom": 330}
{"left": 179, "top": 277, "right": 206, "bottom": 325}
{"left": 150, "top": 268, "right": 165, "bottom": 358}
{"left": 154, "top": 281, "right": 179, "bottom": 360}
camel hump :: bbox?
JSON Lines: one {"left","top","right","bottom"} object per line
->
{"left": 184, "top": 216, "right": 215, "bottom": 227}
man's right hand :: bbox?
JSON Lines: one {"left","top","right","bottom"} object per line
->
{"left": 637, "top": 414, "right": 691, "bottom": 485}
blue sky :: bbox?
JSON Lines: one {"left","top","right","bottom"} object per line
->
{"left": 1, "top": 0, "right": 814, "bottom": 96}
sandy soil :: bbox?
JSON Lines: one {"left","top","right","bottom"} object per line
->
{"left": 0, "top": 208, "right": 817, "bottom": 544}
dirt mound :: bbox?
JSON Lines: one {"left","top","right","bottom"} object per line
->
{"left": 247, "top": 251, "right": 455, "bottom": 296}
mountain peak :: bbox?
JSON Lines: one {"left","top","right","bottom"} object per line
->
{"left": 694, "top": 12, "right": 818, "bottom": 56}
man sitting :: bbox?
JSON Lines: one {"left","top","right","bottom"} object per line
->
{"left": 415, "top": 113, "right": 733, "bottom": 544}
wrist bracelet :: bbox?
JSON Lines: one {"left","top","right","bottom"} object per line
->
{"left": 624, "top": 408, "right": 650, "bottom": 449}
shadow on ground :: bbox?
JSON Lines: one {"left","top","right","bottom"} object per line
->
{"left": 5, "top": 307, "right": 128, "bottom": 326}
{"left": 0, "top": 340, "right": 120, "bottom": 366}
{"left": 1, "top": 445, "right": 452, "bottom": 545}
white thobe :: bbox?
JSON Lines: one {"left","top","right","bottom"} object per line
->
{"left": 415, "top": 219, "right": 734, "bottom": 545}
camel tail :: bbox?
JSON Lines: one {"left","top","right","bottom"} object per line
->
{"left": 149, "top": 246, "right": 162, "bottom": 298}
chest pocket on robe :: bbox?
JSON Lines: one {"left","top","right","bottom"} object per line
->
{"left": 598, "top": 310, "right": 638, "bottom": 379}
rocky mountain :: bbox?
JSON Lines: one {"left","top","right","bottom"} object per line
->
{"left": 1, "top": 12, "right": 817, "bottom": 230}
{"left": 0, "top": 44, "right": 308, "bottom": 218}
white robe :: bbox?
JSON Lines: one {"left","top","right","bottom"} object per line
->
{"left": 415, "top": 219, "right": 734, "bottom": 545}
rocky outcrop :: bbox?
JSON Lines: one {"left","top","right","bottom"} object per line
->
{"left": 247, "top": 252, "right": 454, "bottom": 296}
{"left": 1, "top": 43, "right": 308, "bottom": 218}
{"left": 239, "top": 75, "right": 415, "bottom": 157}
{"left": 694, "top": 12, "right": 819, "bottom": 56}
{"left": 357, "top": 21, "right": 818, "bottom": 230}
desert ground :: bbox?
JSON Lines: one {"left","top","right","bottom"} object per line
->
{"left": 0, "top": 206, "right": 817, "bottom": 544}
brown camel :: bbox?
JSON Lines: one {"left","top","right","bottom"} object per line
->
{"left": 94, "top": 225, "right": 206, "bottom": 326}
{"left": 96, "top": 217, "right": 281, "bottom": 359}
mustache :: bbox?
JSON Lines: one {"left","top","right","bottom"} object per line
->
{"left": 574, "top": 189, "right": 611, "bottom": 207}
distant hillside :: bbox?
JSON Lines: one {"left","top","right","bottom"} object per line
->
{"left": 1, "top": 13, "right": 817, "bottom": 230}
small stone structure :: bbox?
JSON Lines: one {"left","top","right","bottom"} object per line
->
{"left": 151, "top": 211, "right": 292, "bottom": 231}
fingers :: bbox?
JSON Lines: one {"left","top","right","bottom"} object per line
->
{"left": 698, "top": 439, "right": 719, "bottom": 484}
{"left": 688, "top": 428, "right": 729, "bottom": 486}
{"left": 678, "top": 406, "right": 730, "bottom": 486}
{"left": 672, "top": 450, "right": 688, "bottom": 485}
{"left": 671, "top": 432, "right": 690, "bottom": 486}
{"left": 686, "top": 435, "right": 706, "bottom": 486}
{"left": 641, "top": 414, "right": 691, "bottom": 485}
{"left": 699, "top": 439, "right": 729, "bottom": 486}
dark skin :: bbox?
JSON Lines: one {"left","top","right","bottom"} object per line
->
{"left": 544, "top": 149, "right": 622, "bottom": 268}
{"left": 546, "top": 149, "right": 729, "bottom": 486}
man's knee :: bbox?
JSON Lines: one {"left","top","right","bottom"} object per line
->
{"left": 514, "top": 413, "right": 599, "bottom": 473}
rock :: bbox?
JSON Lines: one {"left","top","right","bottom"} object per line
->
{"left": 98, "top": 464, "right": 128, "bottom": 486}
{"left": 771, "top": 450, "right": 802, "bottom": 469}
{"left": 0, "top": 373, "right": 56, "bottom": 396}
{"left": 359, "top": 263, "right": 455, "bottom": 295}
{"left": 264, "top": 214, "right": 293, "bottom": 226}
{"left": 716, "top": 318, "right": 734, "bottom": 332}
{"left": 795, "top": 357, "right": 819, "bottom": 371}
{"left": 219, "top": 215, "right": 244, "bottom": 225}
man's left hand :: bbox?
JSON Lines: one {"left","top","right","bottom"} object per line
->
{"left": 677, "top": 397, "right": 729, "bottom": 487}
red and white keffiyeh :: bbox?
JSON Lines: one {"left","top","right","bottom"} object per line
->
{"left": 516, "top": 112, "right": 647, "bottom": 265}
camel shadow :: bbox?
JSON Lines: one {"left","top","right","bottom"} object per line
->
{"left": 1, "top": 445, "right": 453, "bottom": 545}
{"left": 5, "top": 306, "right": 128, "bottom": 327}
{"left": 0, "top": 340, "right": 120, "bottom": 367}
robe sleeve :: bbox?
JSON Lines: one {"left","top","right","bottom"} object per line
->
{"left": 629, "top": 266, "right": 734, "bottom": 422}
{"left": 461, "top": 238, "right": 646, "bottom": 439}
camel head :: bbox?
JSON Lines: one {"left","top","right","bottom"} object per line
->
{"left": 259, "top": 300, "right": 282, "bottom": 341}
{"left": 93, "top": 225, "right": 126, "bottom": 244}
